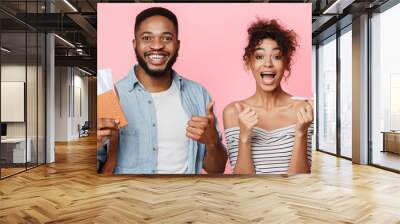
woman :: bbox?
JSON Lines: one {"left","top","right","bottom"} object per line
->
{"left": 223, "top": 19, "right": 313, "bottom": 174}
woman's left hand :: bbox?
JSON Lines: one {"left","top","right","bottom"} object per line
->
{"left": 295, "top": 100, "right": 313, "bottom": 135}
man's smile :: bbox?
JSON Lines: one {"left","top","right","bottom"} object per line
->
{"left": 145, "top": 52, "right": 169, "bottom": 65}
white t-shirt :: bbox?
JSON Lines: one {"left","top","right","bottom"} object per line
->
{"left": 150, "top": 82, "right": 190, "bottom": 174}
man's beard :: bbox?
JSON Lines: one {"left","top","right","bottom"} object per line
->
{"left": 135, "top": 48, "right": 179, "bottom": 78}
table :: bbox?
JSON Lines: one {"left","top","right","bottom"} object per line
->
{"left": 381, "top": 131, "right": 400, "bottom": 154}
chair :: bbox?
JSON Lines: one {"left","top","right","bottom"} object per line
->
{"left": 79, "top": 121, "right": 90, "bottom": 138}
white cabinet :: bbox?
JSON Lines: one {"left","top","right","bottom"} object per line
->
{"left": 1, "top": 138, "right": 32, "bottom": 163}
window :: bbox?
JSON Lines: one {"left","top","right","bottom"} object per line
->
{"left": 317, "top": 35, "right": 337, "bottom": 155}
{"left": 0, "top": 1, "right": 46, "bottom": 179}
{"left": 370, "top": 2, "right": 400, "bottom": 171}
{"left": 339, "top": 27, "right": 352, "bottom": 158}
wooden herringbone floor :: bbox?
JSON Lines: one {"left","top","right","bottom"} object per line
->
{"left": 1, "top": 136, "right": 400, "bottom": 224}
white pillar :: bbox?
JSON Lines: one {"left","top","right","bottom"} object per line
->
{"left": 352, "top": 14, "right": 369, "bottom": 164}
{"left": 46, "top": 33, "right": 55, "bottom": 163}
{"left": 46, "top": 0, "right": 55, "bottom": 163}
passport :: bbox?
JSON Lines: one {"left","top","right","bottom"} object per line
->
{"left": 97, "top": 69, "right": 128, "bottom": 128}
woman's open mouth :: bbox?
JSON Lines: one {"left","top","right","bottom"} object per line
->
{"left": 260, "top": 72, "right": 276, "bottom": 85}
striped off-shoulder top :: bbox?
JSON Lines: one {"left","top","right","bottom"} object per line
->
{"left": 224, "top": 123, "right": 313, "bottom": 174}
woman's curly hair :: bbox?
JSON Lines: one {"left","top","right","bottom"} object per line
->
{"left": 244, "top": 19, "right": 298, "bottom": 76}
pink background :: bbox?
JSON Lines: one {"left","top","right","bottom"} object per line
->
{"left": 98, "top": 3, "right": 312, "bottom": 173}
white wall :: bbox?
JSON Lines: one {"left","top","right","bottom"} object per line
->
{"left": 72, "top": 72, "right": 89, "bottom": 138}
{"left": 1, "top": 65, "right": 41, "bottom": 138}
{"left": 1, "top": 63, "right": 46, "bottom": 164}
{"left": 1, "top": 66, "right": 25, "bottom": 131}
{"left": 54, "top": 67, "right": 89, "bottom": 141}
{"left": 55, "top": 66, "right": 69, "bottom": 141}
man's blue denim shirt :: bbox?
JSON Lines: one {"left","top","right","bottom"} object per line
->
{"left": 97, "top": 66, "right": 220, "bottom": 174}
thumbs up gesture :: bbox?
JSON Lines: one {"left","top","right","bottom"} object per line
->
{"left": 186, "top": 100, "right": 219, "bottom": 145}
{"left": 235, "top": 103, "right": 258, "bottom": 143}
{"left": 294, "top": 99, "right": 314, "bottom": 135}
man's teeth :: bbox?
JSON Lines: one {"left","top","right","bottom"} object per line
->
{"left": 149, "top": 55, "right": 164, "bottom": 60}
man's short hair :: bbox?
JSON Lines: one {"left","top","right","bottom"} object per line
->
{"left": 134, "top": 7, "right": 179, "bottom": 36}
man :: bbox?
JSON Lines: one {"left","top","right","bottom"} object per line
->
{"left": 97, "top": 7, "right": 227, "bottom": 174}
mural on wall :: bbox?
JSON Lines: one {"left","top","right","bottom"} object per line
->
{"left": 97, "top": 3, "right": 312, "bottom": 175}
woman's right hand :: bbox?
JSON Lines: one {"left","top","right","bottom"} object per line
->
{"left": 235, "top": 103, "right": 258, "bottom": 143}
